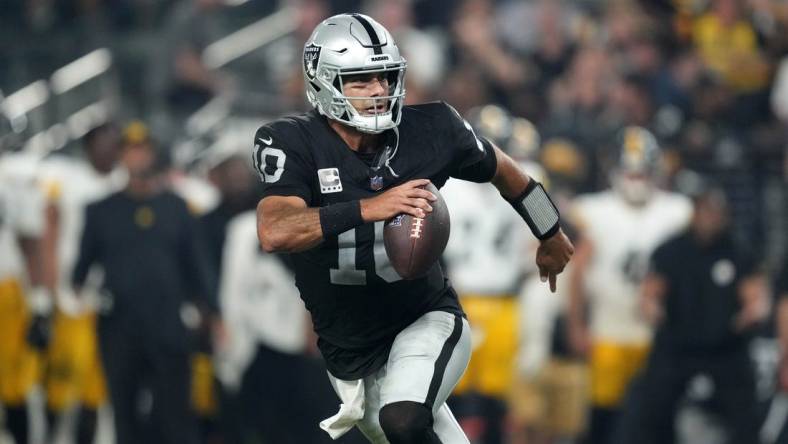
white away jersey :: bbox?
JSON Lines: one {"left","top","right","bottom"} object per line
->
{"left": 572, "top": 190, "right": 692, "bottom": 344}
{"left": 0, "top": 151, "right": 44, "bottom": 281}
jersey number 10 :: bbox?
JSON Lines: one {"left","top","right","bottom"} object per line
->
{"left": 330, "top": 222, "right": 402, "bottom": 285}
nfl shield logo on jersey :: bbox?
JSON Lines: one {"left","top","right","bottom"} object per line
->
{"left": 370, "top": 175, "right": 384, "bottom": 191}
{"left": 304, "top": 43, "right": 322, "bottom": 80}
{"left": 318, "top": 168, "right": 343, "bottom": 193}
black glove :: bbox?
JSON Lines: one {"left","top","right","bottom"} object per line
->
{"left": 26, "top": 287, "right": 54, "bottom": 351}
{"left": 27, "top": 313, "right": 53, "bottom": 350}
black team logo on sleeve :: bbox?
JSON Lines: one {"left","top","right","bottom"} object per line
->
{"left": 304, "top": 43, "right": 322, "bottom": 81}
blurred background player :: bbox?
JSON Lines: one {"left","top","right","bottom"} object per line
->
{"left": 198, "top": 151, "right": 259, "bottom": 277}
{"left": 216, "top": 206, "right": 356, "bottom": 443}
{"left": 38, "top": 122, "right": 126, "bottom": 444}
{"left": 122, "top": 121, "right": 227, "bottom": 444}
{"left": 196, "top": 148, "right": 259, "bottom": 444}
{"left": 72, "top": 138, "right": 217, "bottom": 444}
{"left": 442, "top": 104, "right": 543, "bottom": 444}
{"left": 510, "top": 271, "right": 589, "bottom": 444}
{"left": 0, "top": 141, "right": 47, "bottom": 444}
{"left": 616, "top": 176, "right": 768, "bottom": 444}
{"left": 507, "top": 140, "right": 590, "bottom": 444}
{"left": 567, "top": 126, "right": 692, "bottom": 444}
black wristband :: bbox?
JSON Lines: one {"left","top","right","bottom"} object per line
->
{"left": 319, "top": 200, "right": 364, "bottom": 238}
{"left": 508, "top": 180, "right": 561, "bottom": 240}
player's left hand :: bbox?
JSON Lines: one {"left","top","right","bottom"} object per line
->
{"left": 536, "top": 229, "right": 574, "bottom": 292}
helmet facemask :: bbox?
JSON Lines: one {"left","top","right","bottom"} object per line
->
{"left": 610, "top": 126, "right": 663, "bottom": 206}
{"left": 303, "top": 14, "right": 408, "bottom": 134}
{"left": 612, "top": 171, "right": 657, "bottom": 206}
{"left": 309, "top": 62, "right": 407, "bottom": 134}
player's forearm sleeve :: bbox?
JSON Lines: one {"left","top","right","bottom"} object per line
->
{"left": 319, "top": 200, "right": 364, "bottom": 238}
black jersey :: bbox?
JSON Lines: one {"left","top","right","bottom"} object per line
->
{"left": 72, "top": 191, "right": 216, "bottom": 348}
{"left": 252, "top": 102, "right": 497, "bottom": 379}
{"left": 650, "top": 231, "right": 757, "bottom": 353}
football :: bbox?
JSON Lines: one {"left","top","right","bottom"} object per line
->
{"left": 383, "top": 182, "right": 451, "bottom": 280}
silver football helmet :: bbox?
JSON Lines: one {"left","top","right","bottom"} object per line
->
{"left": 303, "top": 13, "right": 407, "bottom": 134}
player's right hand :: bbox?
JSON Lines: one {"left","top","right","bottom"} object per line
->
{"left": 536, "top": 229, "right": 574, "bottom": 292}
{"left": 360, "top": 179, "right": 438, "bottom": 221}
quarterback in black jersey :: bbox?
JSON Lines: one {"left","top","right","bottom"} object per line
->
{"left": 254, "top": 13, "right": 574, "bottom": 444}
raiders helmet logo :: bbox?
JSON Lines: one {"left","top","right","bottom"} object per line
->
{"left": 304, "top": 43, "right": 322, "bottom": 81}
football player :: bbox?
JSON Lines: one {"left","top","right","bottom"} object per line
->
{"left": 217, "top": 209, "right": 324, "bottom": 443}
{"left": 441, "top": 105, "right": 541, "bottom": 443}
{"left": 253, "top": 14, "right": 573, "bottom": 444}
{"left": 0, "top": 143, "right": 47, "bottom": 444}
{"left": 566, "top": 127, "right": 692, "bottom": 444}
{"left": 616, "top": 178, "right": 766, "bottom": 444}
{"left": 120, "top": 122, "right": 224, "bottom": 442}
{"left": 38, "top": 123, "right": 125, "bottom": 444}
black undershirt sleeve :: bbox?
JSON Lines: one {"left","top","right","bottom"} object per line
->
{"left": 452, "top": 138, "right": 497, "bottom": 183}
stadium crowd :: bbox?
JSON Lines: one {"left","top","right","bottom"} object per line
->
{"left": 1, "top": 0, "right": 788, "bottom": 443}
